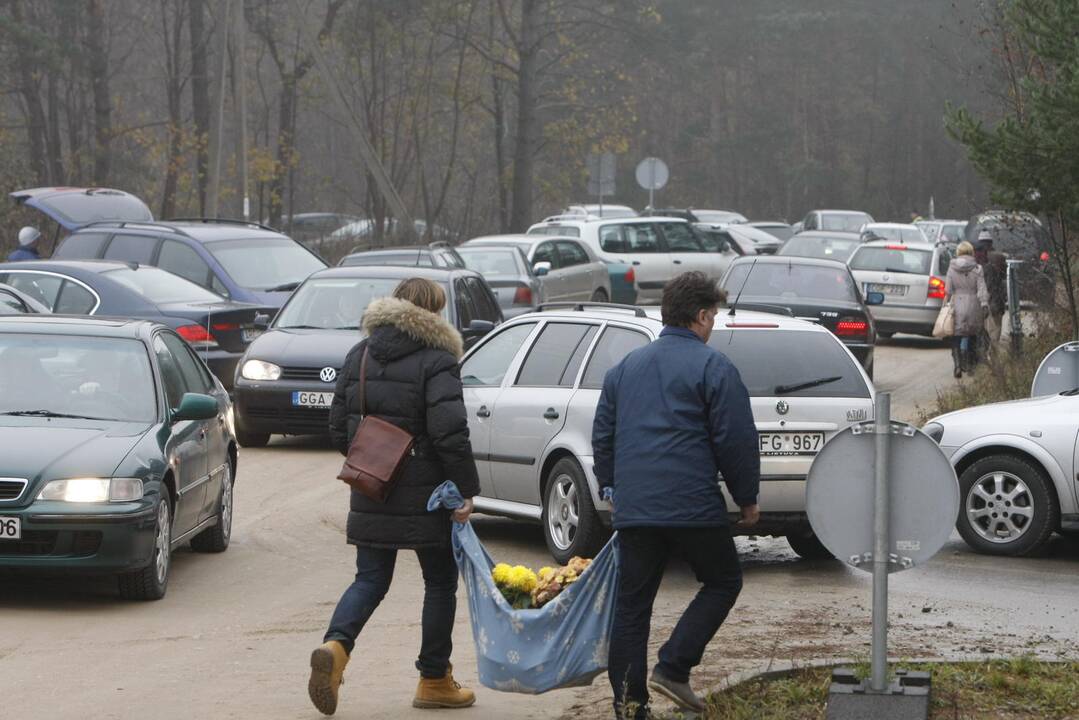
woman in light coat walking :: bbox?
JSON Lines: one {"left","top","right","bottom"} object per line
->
{"left": 945, "top": 240, "right": 990, "bottom": 378}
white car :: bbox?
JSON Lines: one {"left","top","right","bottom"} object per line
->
{"left": 460, "top": 304, "right": 875, "bottom": 562}
{"left": 526, "top": 216, "right": 737, "bottom": 303}
{"left": 924, "top": 391, "right": 1079, "bottom": 556}
{"left": 859, "top": 223, "right": 930, "bottom": 245}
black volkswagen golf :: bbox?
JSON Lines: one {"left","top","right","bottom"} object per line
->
{"left": 719, "top": 255, "right": 883, "bottom": 378}
{"left": 232, "top": 265, "right": 501, "bottom": 446}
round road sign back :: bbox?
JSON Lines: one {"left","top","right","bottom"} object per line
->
{"left": 1032, "top": 342, "right": 1079, "bottom": 397}
{"left": 635, "top": 157, "right": 669, "bottom": 191}
{"left": 806, "top": 422, "right": 958, "bottom": 573}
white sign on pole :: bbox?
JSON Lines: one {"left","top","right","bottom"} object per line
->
{"left": 635, "top": 157, "right": 669, "bottom": 208}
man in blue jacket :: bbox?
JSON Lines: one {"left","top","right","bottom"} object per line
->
{"left": 593, "top": 271, "right": 760, "bottom": 719}
{"left": 7, "top": 227, "right": 42, "bottom": 262}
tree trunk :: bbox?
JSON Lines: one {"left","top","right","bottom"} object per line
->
{"left": 86, "top": 0, "right": 112, "bottom": 184}
{"left": 189, "top": 0, "right": 211, "bottom": 214}
{"left": 509, "top": 0, "right": 539, "bottom": 232}
{"left": 493, "top": 72, "right": 509, "bottom": 232}
{"left": 268, "top": 78, "right": 296, "bottom": 228}
{"left": 46, "top": 73, "right": 65, "bottom": 184}
{"left": 10, "top": 0, "right": 48, "bottom": 185}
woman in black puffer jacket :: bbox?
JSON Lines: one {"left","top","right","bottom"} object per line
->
{"left": 308, "top": 278, "right": 480, "bottom": 716}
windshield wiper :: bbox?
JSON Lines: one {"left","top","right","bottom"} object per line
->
{"left": 265, "top": 281, "right": 301, "bottom": 293}
{"left": 774, "top": 376, "right": 842, "bottom": 395}
{"left": 280, "top": 324, "right": 322, "bottom": 329}
{"left": 1, "top": 409, "right": 113, "bottom": 420}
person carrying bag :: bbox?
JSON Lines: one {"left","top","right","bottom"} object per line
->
{"left": 308, "top": 278, "right": 480, "bottom": 716}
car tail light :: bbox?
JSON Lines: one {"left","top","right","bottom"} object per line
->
{"left": 928, "top": 276, "right": 946, "bottom": 299}
{"left": 513, "top": 286, "right": 533, "bottom": 306}
{"left": 885, "top": 244, "right": 907, "bottom": 250}
{"left": 212, "top": 322, "right": 240, "bottom": 331}
{"left": 176, "top": 324, "right": 218, "bottom": 347}
{"left": 624, "top": 267, "right": 636, "bottom": 284}
{"left": 1040, "top": 251, "right": 1050, "bottom": 262}
{"left": 835, "top": 318, "right": 868, "bottom": 337}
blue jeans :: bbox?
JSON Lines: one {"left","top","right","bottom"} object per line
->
{"left": 324, "top": 543, "right": 458, "bottom": 678}
{"left": 608, "top": 526, "right": 743, "bottom": 719}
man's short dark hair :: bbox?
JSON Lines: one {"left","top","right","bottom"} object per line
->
{"left": 661, "top": 271, "right": 726, "bottom": 328}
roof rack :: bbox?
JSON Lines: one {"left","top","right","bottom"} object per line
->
{"left": 165, "top": 217, "right": 280, "bottom": 233}
{"left": 726, "top": 303, "right": 795, "bottom": 318}
{"left": 81, "top": 221, "right": 188, "bottom": 235}
{"left": 536, "top": 301, "right": 648, "bottom": 318}
{"left": 538, "top": 214, "right": 592, "bottom": 224}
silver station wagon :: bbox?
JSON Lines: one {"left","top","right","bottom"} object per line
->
{"left": 460, "top": 302, "right": 876, "bottom": 562}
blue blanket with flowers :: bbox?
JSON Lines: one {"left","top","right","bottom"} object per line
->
{"left": 428, "top": 481, "right": 619, "bottom": 694}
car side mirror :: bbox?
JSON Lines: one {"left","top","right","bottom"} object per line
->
{"left": 465, "top": 319, "right": 496, "bottom": 337}
{"left": 865, "top": 291, "right": 885, "bottom": 306}
{"left": 253, "top": 312, "right": 273, "bottom": 330}
{"left": 533, "top": 261, "right": 551, "bottom": 277}
{"left": 172, "top": 392, "right": 219, "bottom": 422}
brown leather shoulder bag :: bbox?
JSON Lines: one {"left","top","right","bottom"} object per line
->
{"left": 336, "top": 347, "right": 415, "bottom": 503}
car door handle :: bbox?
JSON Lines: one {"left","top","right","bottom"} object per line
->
{"left": 632, "top": 260, "right": 641, "bottom": 265}
{"left": 477, "top": 405, "right": 491, "bottom": 418}
{"left": 673, "top": 259, "right": 683, "bottom": 264}
{"left": 543, "top": 408, "right": 559, "bottom": 420}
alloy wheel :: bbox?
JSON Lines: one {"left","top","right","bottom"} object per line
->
{"left": 220, "top": 465, "right": 233, "bottom": 540}
{"left": 546, "top": 474, "right": 579, "bottom": 551}
{"left": 965, "top": 471, "right": 1034, "bottom": 544}
{"left": 154, "top": 500, "right": 172, "bottom": 586}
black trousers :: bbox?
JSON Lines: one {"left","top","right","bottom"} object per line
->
{"left": 608, "top": 526, "right": 743, "bottom": 719}
{"left": 323, "top": 542, "right": 458, "bottom": 678}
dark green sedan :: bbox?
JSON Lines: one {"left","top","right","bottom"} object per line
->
{"left": 0, "top": 316, "right": 237, "bottom": 600}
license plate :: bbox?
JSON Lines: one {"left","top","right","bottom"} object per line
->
{"left": 291, "top": 391, "right": 333, "bottom": 408}
{"left": 242, "top": 328, "right": 263, "bottom": 342}
{"left": 758, "top": 432, "right": 825, "bottom": 456}
{"left": 0, "top": 516, "right": 21, "bottom": 540}
{"left": 866, "top": 283, "right": 906, "bottom": 296}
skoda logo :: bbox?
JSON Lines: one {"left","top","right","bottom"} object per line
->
{"left": 319, "top": 367, "right": 337, "bottom": 383}
{"left": 776, "top": 400, "right": 790, "bottom": 415}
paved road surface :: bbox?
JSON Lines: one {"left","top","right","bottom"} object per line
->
{"left": 2, "top": 337, "right": 1076, "bottom": 720}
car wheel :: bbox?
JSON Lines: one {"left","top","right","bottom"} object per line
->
{"left": 118, "top": 495, "right": 172, "bottom": 601}
{"left": 786, "top": 531, "right": 833, "bottom": 560}
{"left": 542, "top": 457, "right": 606, "bottom": 564}
{"left": 191, "top": 462, "right": 234, "bottom": 553}
{"left": 957, "top": 454, "right": 1058, "bottom": 556}
{"left": 590, "top": 288, "right": 609, "bottom": 303}
{"left": 236, "top": 428, "right": 270, "bottom": 448}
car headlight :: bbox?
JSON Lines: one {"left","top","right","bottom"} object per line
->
{"left": 922, "top": 422, "right": 944, "bottom": 444}
{"left": 37, "top": 478, "right": 144, "bottom": 503}
{"left": 241, "top": 359, "right": 282, "bottom": 381}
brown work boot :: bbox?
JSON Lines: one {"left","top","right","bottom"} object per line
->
{"left": 412, "top": 664, "right": 476, "bottom": 709}
{"left": 308, "top": 640, "right": 349, "bottom": 715}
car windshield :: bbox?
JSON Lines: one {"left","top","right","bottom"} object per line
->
{"left": 861, "top": 226, "right": 924, "bottom": 244}
{"left": 207, "top": 237, "right": 327, "bottom": 290}
{"left": 0, "top": 334, "right": 156, "bottom": 421}
{"left": 820, "top": 213, "right": 872, "bottom": 233}
{"left": 275, "top": 277, "right": 444, "bottom": 330}
{"left": 102, "top": 266, "right": 224, "bottom": 304}
{"left": 341, "top": 252, "right": 432, "bottom": 267}
{"left": 694, "top": 210, "right": 747, "bottom": 224}
{"left": 940, "top": 224, "right": 966, "bottom": 243}
{"left": 778, "top": 236, "right": 860, "bottom": 261}
{"left": 709, "top": 329, "right": 870, "bottom": 398}
{"left": 527, "top": 226, "right": 581, "bottom": 237}
{"left": 850, "top": 247, "right": 933, "bottom": 275}
{"left": 723, "top": 263, "right": 858, "bottom": 302}
{"left": 457, "top": 248, "right": 520, "bottom": 278}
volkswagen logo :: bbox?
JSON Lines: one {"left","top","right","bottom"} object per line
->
{"left": 319, "top": 367, "right": 337, "bottom": 383}
{"left": 776, "top": 400, "right": 790, "bottom": 415}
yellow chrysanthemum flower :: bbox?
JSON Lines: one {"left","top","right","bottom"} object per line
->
{"left": 538, "top": 567, "right": 555, "bottom": 582}
{"left": 492, "top": 563, "right": 512, "bottom": 585}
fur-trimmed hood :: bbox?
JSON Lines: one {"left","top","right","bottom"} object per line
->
{"left": 362, "top": 296, "right": 464, "bottom": 359}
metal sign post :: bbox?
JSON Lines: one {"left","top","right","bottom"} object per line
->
{"left": 870, "top": 393, "right": 890, "bottom": 693}
{"left": 807, "top": 391, "right": 959, "bottom": 719}
{"left": 587, "top": 153, "right": 616, "bottom": 213}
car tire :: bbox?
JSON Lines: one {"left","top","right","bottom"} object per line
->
{"left": 236, "top": 428, "right": 270, "bottom": 448}
{"left": 191, "top": 462, "right": 234, "bottom": 553}
{"left": 957, "top": 454, "right": 1058, "bottom": 556}
{"left": 786, "top": 531, "right": 833, "bottom": 560}
{"left": 590, "top": 288, "right": 609, "bottom": 303}
{"left": 541, "top": 457, "right": 606, "bottom": 564}
{"left": 118, "top": 495, "right": 172, "bottom": 601}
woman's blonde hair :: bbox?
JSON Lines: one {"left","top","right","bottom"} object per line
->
{"left": 957, "top": 241, "right": 974, "bottom": 257}
{"left": 393, "top": 277, "right": 446, "bottom": 314}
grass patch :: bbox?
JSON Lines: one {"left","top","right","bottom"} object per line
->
{"left": 915, "top": 311, "right": 1073, "bottom": 424}
{"left": 680, "top": 659, "right": 1079, "bottom": 720}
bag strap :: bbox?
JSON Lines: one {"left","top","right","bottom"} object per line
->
{"left": 359, "top": 347, "right": 369, "bottom": 417}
